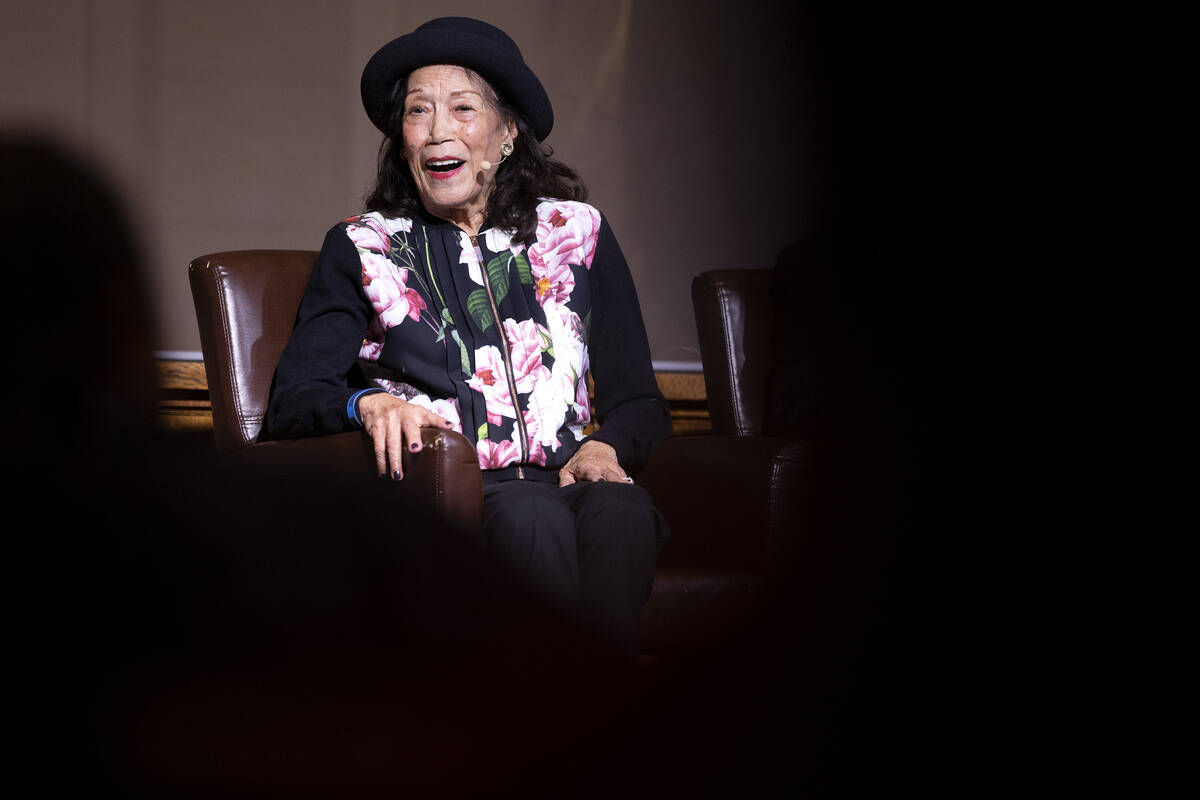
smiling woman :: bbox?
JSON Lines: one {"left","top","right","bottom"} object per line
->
{"left": 262, "top": 16, "right": 672, "bottom": 660}
{"left": 398, "top": 65, "right": 517, "bottom": 234}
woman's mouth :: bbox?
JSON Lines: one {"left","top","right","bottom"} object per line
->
{"left": 424, "top": 158, "right": 466, "bottom": 180}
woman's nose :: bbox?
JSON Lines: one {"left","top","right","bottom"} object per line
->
{"left": 427, "top": 107, "right": 452, "bottom": 143}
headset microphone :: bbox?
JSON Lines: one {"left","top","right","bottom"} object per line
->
{"left": 481, "top": 141, "right": 514, "bottom": 170}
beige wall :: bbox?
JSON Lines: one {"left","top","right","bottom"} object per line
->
{"left": 1, "top": 0, "right": 826, "bottom": 365}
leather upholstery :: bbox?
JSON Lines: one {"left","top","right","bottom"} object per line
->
{"left": 640, "top": 567, "right": 765, "bottom": 651}
{"left": 692, "top": 269, "right": 773, "bottom": 436}
{"left": 224, "top": 428, "right": 483, "bottom": 534}
{"left": 640, "top": 435, "right": 809, "bottom": 574}
{"left": 189, "top": 250, "right": 317, "bottom": 455}
{"left": 638, "top": 266, "right": 810, "bottom": 654}
{"left": 187, "top": 249, "right": 484, "bottom": 533}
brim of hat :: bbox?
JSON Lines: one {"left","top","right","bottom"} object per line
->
{"left": 361, "top": 28, "right": 553, "bottom": 141}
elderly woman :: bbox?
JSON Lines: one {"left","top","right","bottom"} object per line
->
{"left": 264, "top": 17, "right": 671, "bottom": 659}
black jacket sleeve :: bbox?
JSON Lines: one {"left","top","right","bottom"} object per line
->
{"left": 262, "top": 225, "right": 374, "bottom": 438}
{"left": 582, "top": 215, "right": 672, "bottom": 471}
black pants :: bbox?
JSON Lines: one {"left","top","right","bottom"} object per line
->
{"left": 479, "top": 478, "right": 669, "bottom": 659}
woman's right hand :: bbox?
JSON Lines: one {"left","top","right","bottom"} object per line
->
{"left": 357, "top": 393, "right": 455, "bottom": 480}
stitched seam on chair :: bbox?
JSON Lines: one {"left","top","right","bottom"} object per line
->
{"left": 766, "top": 456, "right": 784, "bottom": 564}
{"left": 212, "top": 264, "right": 249, "bottom": 446}
{"left": 767, "top": 457, "right": 782, "bottom": 528}
{"left": 717, "top": 286, "right": 743, "bottom": 434}
{"left": 433, "top": 437, "right": 445, "bottom": 516}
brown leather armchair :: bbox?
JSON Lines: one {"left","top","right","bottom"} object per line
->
{"left": 187, "top": 249, "right": 804, "bottom": 657}
{"left": 188, "top": 249, "right": 483, "bottom": 532}
{"left": 636, "top": 268, "right": 812, "bottom": 653}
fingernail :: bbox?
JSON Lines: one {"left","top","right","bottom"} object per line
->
{"left": 410, "top": 443, "right": 420, "bottom": 451}
{"left": 392, "top": 470, "right": 403, "bottom": 481}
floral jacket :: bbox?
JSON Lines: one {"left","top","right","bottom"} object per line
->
{"left": 264, "top": 200, "right": 670, "bottom": 482}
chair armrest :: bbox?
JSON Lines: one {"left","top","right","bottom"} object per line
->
{"left": 224, "top": 429, "right": 483, "bottom": 533}
{"left": 637, "top": 435, "right": 811, "bottom": 575}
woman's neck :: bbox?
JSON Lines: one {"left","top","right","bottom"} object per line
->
{"left": 423, "top": 202, "right": 486, "bottom": 237}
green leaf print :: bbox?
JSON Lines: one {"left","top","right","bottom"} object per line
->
{"left": 466, "top": 288, "right": 494, "bottom": 333}
{"left": 484, "top": 253, "right": 510, "bottom": 306}
{"left": 515, "top": 251, "right": 533, "bottom": 285}
{"left": 450, "top": 329, "right": 472, "bottom": 378}
{"left": 476, "top": 422, "right": 488, "bottom": 443}
{"left": 435, "top": 307, "right": 453, "bottom": 343}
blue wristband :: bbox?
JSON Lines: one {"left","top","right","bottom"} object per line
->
{"left": 347, "top": 388, "right": 384, "bottom": 428}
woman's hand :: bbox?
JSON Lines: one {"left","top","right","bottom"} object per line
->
{"left": 358, "top": 393, "right": 455, "bottom": 480}
{"left": 558, "top": 440, "right": 630, "bottom": 486}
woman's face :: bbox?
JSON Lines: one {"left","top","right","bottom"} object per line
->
{"left": 401, "top": 65, "right": 517, "bottom": 231}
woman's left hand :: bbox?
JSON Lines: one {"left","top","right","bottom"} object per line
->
{"left": 558, "top": 440, "right": 631, "bottom": 486}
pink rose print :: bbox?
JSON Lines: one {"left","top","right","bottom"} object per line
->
{"left": 503, "top": 318, "right": 551, "bottom": 393}
{"left": 346, "top": 219, "right": 390, "bottom": 253}
{"left": 542, "top": 305, "right": 586, "bottom": 380}
{"left": 359, "top": 247, "right": 394, "bottom": 284}
{"left": 406, "top": 395, "right": 462, "bottom": 433}
{"left": 477, "top": 438, "right": 520, "bottom": 470}
{"left": 361, "top": 251, "right": 426, "bottom": 330}
{"left": 524, "top": 369, "right": 572, "bottom": 455}
{"left": 532, "top": 257, "right": 575, "bottom": 307}
{"left": 467, "top": 345, "right": 517, "bottom": 425}
{"left": 359, "top": 338, "right": 383, "bottom": 362}
{"left": 483, "top": 227, "right": 526, "bottom": 260}
{"left": 401, "top": 287, "right": 427, "bottom": 320}
{"left": 358, "top": 318, "right": 386, "bottom": 362}
{"left": 518, "top": 406, "right": 548, "bottom": 466}
{"left": 574, "top": 374, "right": 591, "bottom": 424}
{"left": 458, "top": 231, "right": 484, "bottom": 285}
{"left": 527, "top": 202, "right": 601, "bottom": 278}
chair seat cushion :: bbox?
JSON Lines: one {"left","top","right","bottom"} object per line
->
{"left": 640, "top": 567, "right": 766, "bottom": 653}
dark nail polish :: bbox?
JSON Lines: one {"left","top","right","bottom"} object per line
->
{"left": 392, "top": 470, "right": 403, "bottom": 481}
{"left": 410, "top": 443, "right": 420, "bottom": 451}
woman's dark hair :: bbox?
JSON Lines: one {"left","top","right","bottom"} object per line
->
{"left": 364, "top": 69, "right": 587, "bottom": 245}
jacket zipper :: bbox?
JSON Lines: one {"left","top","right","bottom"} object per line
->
{"left": 471, "top": 234, "right": 527, "bottom": 479}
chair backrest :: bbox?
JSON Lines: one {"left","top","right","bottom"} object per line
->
{"left": 189, "top": 250, "right": 318, "bottom": 455}
{"left": 691, "top": 269, "right": 773, "bottom": 436}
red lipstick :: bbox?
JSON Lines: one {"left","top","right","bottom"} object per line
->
{"left": 424, "top": 157, "right": 466, "bottom": 180}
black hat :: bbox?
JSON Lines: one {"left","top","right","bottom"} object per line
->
{"left": 360, "top": 17, "right": 554, "bottom": 141}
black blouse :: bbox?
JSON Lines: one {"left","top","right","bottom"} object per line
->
{"left": 263, "top": 200, "right": 670, "bottom": 481}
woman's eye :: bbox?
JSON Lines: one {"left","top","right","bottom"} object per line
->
{"left": 405, "top": 105, "right": 427, "bottom": 115}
